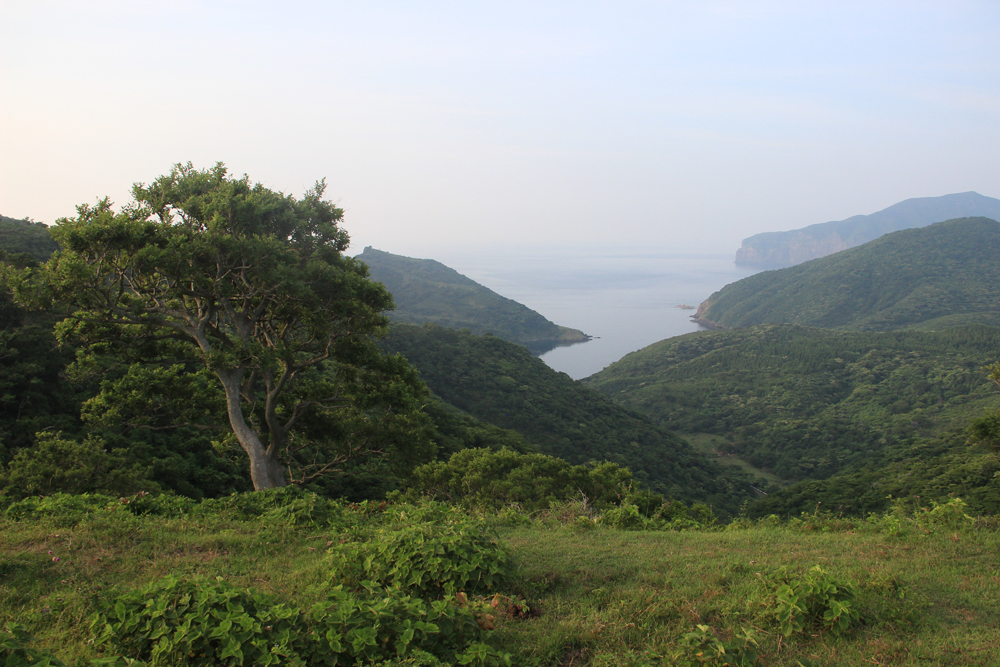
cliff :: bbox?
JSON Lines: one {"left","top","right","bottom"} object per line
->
{"left": 735, "top": 191, "right": 1000, "bottom": 268}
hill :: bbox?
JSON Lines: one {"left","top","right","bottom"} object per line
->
{"left": 584, "top": 324, "right": 1000, "bottom": 486}
{"left": 735, "top": 191, "right": 1000, "bottom": 268}
{"left": 380, "top": 323, "right": 760, "bottom": 516}
{"left": 357, "top": 247, "right": 589, "bottom": 350}
{"left": 698, "top": 217, "right": 1000, "bottom": 331}
{"left": 0, "top": 214, "right": 59, "bottom": 261}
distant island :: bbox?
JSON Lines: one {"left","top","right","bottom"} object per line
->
{"left": 735, "top": 191, "right": 1000, "bottom": 268}
{"left": 356, "top": 247, "right": 590, "bottom": 352}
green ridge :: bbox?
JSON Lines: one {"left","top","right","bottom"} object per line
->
{"left": 381, "top": 323, "right": 759, "bottom": 516}
{"left": 357, "top": 247, "right": 589, "bottom": 348}
{"left": 701, "top": 217, "right": 1000, "bottom": 330}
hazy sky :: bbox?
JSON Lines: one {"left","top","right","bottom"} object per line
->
{"left": 2, "top": 1, "right": 998, "bottom": 258}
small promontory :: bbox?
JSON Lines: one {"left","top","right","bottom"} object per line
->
{"left": 356, "top": 247, "right": 589, "bottom": 349}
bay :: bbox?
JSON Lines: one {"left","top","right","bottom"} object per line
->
{"left": 433, "top": 249, "right": 762, "bottom": 380}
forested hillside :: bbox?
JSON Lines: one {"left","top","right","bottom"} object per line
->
{"left": 699, "top": 217, "right": 1000, "bottom": 331}
{"left": 735, "top": 191, "right": 1000, "bottom": 268}
{"left": 585, "top": 324, "right": 1000, "bottom": 486}
{"left": 0, "top": 214, "right": 59, "bottom": 261}
{"left": 357, "top": 247, "right": 588, "bottom": 350}
{"left": 381, "top": 323, "right": 760, "bottom": 516}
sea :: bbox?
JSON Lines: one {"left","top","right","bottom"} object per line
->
{"left": 432, "top": 249, "right": 763, "bottom": 380}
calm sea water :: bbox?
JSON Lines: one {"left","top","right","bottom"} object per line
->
{"left": 434, "top": 250, "right": 762, "bottom": 380}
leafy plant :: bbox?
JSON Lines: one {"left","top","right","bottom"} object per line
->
{"left": 674, "top": 624, "right": 759, "bottom": 666}
{"left": 774, "top": 565, "right": 859, "bottom": 637}
{"left": 1, "top": 623, "right": 70, "bottom": 667}
{"left": 92, "top": 575, "right": 510, "bottom": 666}
{"left": 327, "top": 503, "right": 509, "bottom": 597}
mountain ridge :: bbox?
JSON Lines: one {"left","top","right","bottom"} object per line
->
{"left": 357, "top": 246, "right": 589, "bottom": 350}
{"left": 699, "top": 217, "right": 1000, "bottom": 331}
{"left": 735, "top": 191, "right": 1000, "bottom": 268}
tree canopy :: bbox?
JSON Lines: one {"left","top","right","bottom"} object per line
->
{"left": 9, "top": 163, "right": 432, "bottom": 490}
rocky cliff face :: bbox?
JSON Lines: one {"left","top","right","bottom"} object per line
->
{"left": 735, "top": 231, "right": 851, "bottom": 268}
{"left": 735, "top": 192, "right": 1000, "bottom": 268}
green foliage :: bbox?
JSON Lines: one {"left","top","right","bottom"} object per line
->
{"left": 4, "top": 492, "right": 124, "bottom": 525}
{"left": 357, "top": 247, "right": 587, "bottom": 346}
{"left": 599, "top": 499, "right": 716, "bottom": 531}
{"left": 0, "top": 215, "right": 60, "bottom": 261}
{"left": 1, "top": 623, "right": 70, "bottom": 667}
{"left": 422, "top": 400, "right": 536, "bottom": 459}
{"left": 10, "top": 163, "right": 434, "bottom": 492}
{"left": 708, "top": 216, "right": 1000, "bottom": 330}
{"left": 401, "top": 447, "right": 634, "bottom": 512}
{"left": 0, "top": 318, "right": 81, "bottom": 460}
{"left": 675, "top": 625, "right": 760, "bottom": 666}
{"left": 92, "top": 575, "right": 509, "bottom": 666}
{"left": 382, "top": 323, "right": 757, "bottom": 518}
{"left": 0, "top": 432, "right": 154, "bottom": 500}
{"left": 327, "top": 503, "right": 510, "bottom": 597}
{"left": 773, "top": 566, "right": 859, "bottom": 637}
{"left": 587, "top": 323, "right": 1000, "bottom": 498}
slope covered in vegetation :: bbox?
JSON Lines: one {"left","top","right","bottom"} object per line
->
{"left": 0, "top": 214, "right": 59, "bottom": 261}
{"left": 357, "top": 247, "right": 588, "bottom": 349}
{"left": 702, "top": 217, "right": 1000, "bottom": 331}
{"left": 585, "top": 324, "right": 1000, "bottom": 488}
{"left": 381, "top": 323, "right": 760, "bottom": 516}
{"left": 3, "top": 489, "right": 998, "bottom": 667}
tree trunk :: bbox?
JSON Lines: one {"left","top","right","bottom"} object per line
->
{"left": 217, "top": 369, "right": 288, "bottom": 490}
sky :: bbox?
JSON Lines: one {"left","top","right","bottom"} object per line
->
{"left": 2, "top": 1, "right": 998, "bottom": 259}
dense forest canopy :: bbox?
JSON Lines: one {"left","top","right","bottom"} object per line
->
{"left": 0, "top": 214, "right": 60, "bottom": 262}
{"left": 586, "top": 324, "right": 1000, "bottom": 481}
{"left": 381, "top": 323, "right": 760, "bottom": 517}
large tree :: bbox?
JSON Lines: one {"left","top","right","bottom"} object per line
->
{"left": 11, "top": 163, "right": 431, "bottom": 490}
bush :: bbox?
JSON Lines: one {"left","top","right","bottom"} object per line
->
{"left": 0, "top": 432, "right": 154, "bottom": 500}
{"left": 93, "top": 575, "right": 510, "bottom": 666}
{"left": 1, "top": 623, "right": 70, "bottom": 667}
{"left": 774, "top": 565, "right": 859, "bottom": 637}
{"left": 401, "top": 447, "right": 634, "bottom": 512}
{"left": 327, "top": 503, "right": 509, "bottom": 597}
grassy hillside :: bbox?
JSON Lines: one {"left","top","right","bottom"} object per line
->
{"left": 584, "top": 324, "right": 1000, "bottom": 485}
{"left": 357, "top": 247, "right": 588, "bottom": 348}
{"left": 735, "top": 191, "right": 1000, "bottom": 268}
{"left": 702, "top": 217, "right": 1000, "bottom": 331}
{"left": 3, "top": 491, "right": 999, "bottom": 666}
{"left": 381, "top": 323, "right": 760, "bottom": 516}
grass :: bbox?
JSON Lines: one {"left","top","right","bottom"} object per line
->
{"left": 2, "top": 498, "right": 999, "bottom": 666}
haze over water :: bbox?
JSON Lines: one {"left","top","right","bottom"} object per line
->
{"left": 434, "top": 250, "right": 762, "bottom": 380}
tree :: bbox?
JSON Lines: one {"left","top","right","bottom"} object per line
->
{"left": 967, "top": 362, "right": 1000, "bottom": 451}
{"left": 10, "top": 163, "right": 432, "bottom": 490}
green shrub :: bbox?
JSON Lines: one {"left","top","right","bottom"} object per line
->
{"left": 0, "top": 432, "right": 154, "bottom": 500}
{"left": 93, "top": 575, "right": 510, "bottom": 666}
{"left": 1, "top": 623, "right": 70, "bottom": 667}
{"left": 674, "top": 624, "right": 759, "bottom": 666}
{"left": 3, "top": 492, "right": 120, "bottom": 526}
{"left": 599, "top": 499, "right": 716, "bottom": 531}
{"left": 774, "top": 565, "right": 859, "bottom": 637}
{"left": 401, "top": 447, "right": 634, "bottom": 512}
{"left": 327, "top": 503, "right": 509, "bottom": 597}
